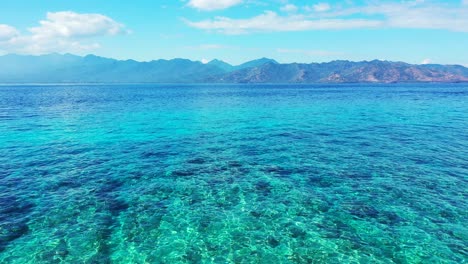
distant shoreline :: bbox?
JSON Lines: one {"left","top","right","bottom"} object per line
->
{"left": 1, "top": 54, "right": 468, "bottom": 84}
{"left": 1, "top": 82, "right": 468, "bottom": 86}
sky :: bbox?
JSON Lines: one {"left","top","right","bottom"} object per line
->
{"left": 0, "top": 0, "right": 467, "bottom": 65}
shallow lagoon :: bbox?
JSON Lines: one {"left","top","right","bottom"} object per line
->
{"left": 0, "top": 84, "right": 467, "bottom": 263}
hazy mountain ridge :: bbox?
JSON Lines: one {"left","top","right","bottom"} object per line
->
{"left": 1, "top": 54, "right": 467, "bottom": 83}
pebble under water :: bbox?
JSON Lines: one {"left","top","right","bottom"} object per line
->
{"left": 0, "top": 84, "right": 467, "bottom": 263}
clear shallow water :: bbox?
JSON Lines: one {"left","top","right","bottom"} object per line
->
{"left": 0, "top": 84, "right": 467, "bottom": 263}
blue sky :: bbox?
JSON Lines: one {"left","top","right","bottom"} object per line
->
{"left": 0, "top": 0, "right": 467, "bottom": 65}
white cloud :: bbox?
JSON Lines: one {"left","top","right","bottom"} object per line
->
{"left": 0, "top": 11, "right": 127, "bottom": 54}
{"left": 281, "top": 4, "right": 298, "bottom": 13}
{"left": 0, "top": 24, "right": 19, "bottom": 41}
{"left": 463, "top": 0, "right": 468, "bottom": 6}
{"left": 29, "top": 11, "right": 126, "bottom": 38}
{"left": 360, "top": 3, "right": 468, "bottom": 32}
{"left": 185, "top": 11, "right": 382, "bottom": 34}
{"left": 187, "top": 0, "right": 243, "bottom": 11}
{"left": 186, "top": 1, "right": 468, "bottom": 34}
{"left": 421, "top": 58, "right": 432, "bottom": 64}
{"left": 312, "top": 3, "right": 331, "bottom": 12}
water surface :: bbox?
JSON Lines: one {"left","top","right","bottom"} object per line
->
{"left": 0, "top": 84, "right": 467, "bottom": 263}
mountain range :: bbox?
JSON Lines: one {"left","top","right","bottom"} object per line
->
{"left": 1, "top": 53, "right": 467, "bottom": 83}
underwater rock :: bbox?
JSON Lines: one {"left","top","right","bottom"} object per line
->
{"left": 0, "top": 222, "right": 29, "bottom": 250}
{"left": 237, "top": 168, "right": 250, "bottom": 174}
{"left": 378, "top": 211, "right": 403, "bottom": 225}
{"left": 54, "top": 239, "right": 69, "bottom": 258}
{"left": 226, "top": 177, "right": 235, "bottom": 184}
{"left": 263, "top": 165, "right": 282, "bottom": 173}
{"left": 267, "top": 236, "right": 280, "bottom": 248}
{"left": 0, "top": 195, "right": 34, "bottom": 214}
{"left": 0, "top": 195, "right": 33, "bottom": 250}
{"left": 447, "top": 242, "right": 467, "bottom": 256}
{"left": 56, "top": 178, "right": 81, "bottom": 190}
{"left": 227, "top": 161, "right": 243, "bottom": 167}
{"left": 341, "top": 171, "right": 373, "bottom": 180}
{"left": 96, "top": 179, "right": 124, "bottom": 196}
{"left": 276, "top": 132, "right": 294, "bottom": 137}
{"left": 304, "top": 198, "right": 331, "bottom": 213}
{"left": 184, "top": 247, "right": 202, "bottom": 263}
{"left": 448, "top": 226, "right": 467, "bottom": 241}
{"left": 289, "top": 226, "right": 307, "bottom": 239}
{"left": 320, "top": 230, "right": 341, "bottom": 239}
{"left": 439, "top": 209, "right": 457, "bottom": 220}
{"left": 211, "top": 166, "right": 229, "bottom": 173}
{"left": 255, "top": 180, "right": 272, "bottom": 195}
{"left": 141, "top": 150, "right": 173, "bottom": 159}
{"left": 187, "top": 157, "right": 206, "bottom": 164}
{"left": 62, "top": 147, "right": 92, "bottom": 155}
{"left": 198, "top": 217, "right": 212, "bottom": 230}
{"left": 229, "top": 185, "right": 241, "bottom": 195}
{"left": 241, "top": 147, "right": 260, "bottom": 156}
{"left": 107, "top": 199, "right": 129, "bottom": 215}
{"left": 317, "top": 219, "right": 349, "bottom": 239}
{"left": 55, "top": 249, "right": 69, "bottom": 258}
{"left": 308, "top": 175, "right": 333, "bottom": 188}
{"left": 262, "top": 165, "right": 292, "bottom": 177}
{"left": 350, "top": 204, "right": 379, "bottom": 219}
{"left": 189, "top": 192, "right": 205, "bottom": 205}
{"left": 213, "top": 256, "right": 227, "bottom": 263}
{"left": 250, "top": 210, "right": 263, "bottom": 218}
{"left": 170, "top": 170, "right": 195, "bottom": 177}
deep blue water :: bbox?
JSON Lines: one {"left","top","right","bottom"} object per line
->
{"left": 0, "top": 84, "right": 467, "bottom": 263}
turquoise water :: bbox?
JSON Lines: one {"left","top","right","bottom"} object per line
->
{"left": 0, "top": 84, "right": 467, "bottom": 263}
